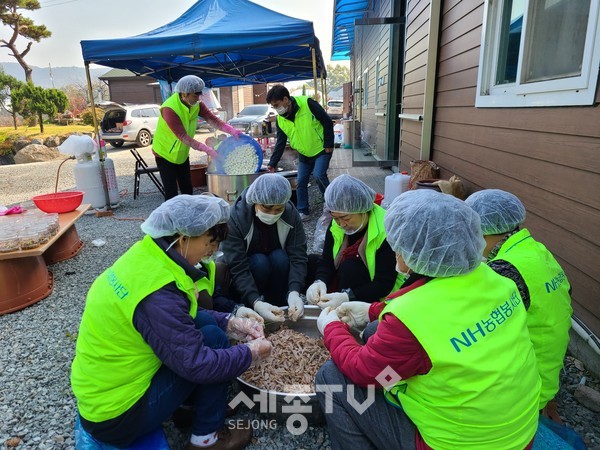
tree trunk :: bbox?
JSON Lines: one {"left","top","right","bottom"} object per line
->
{"left": 38, "top": 112, "right": 44, "bottom": 133}
{"left": 24, "top": 66, "right": 33, "bottom": 84}
{"left": 12, "top": 111, "right": 17, "bottom": 130}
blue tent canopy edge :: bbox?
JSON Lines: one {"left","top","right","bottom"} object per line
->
{"left": 81, "top": 0, "right": 327, "bottom": 86}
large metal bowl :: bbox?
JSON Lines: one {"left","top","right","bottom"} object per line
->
{"left": 235, "top": 305, "right": 326, "bottom": 425}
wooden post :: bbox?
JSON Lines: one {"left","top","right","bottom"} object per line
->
{"left": 312, "top": 48, "right": 318, "bottom": 101}
{"left": 85, "top": 62, "right": 112, "bottom": 213}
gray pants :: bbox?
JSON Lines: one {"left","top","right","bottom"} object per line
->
{"left": 315, "top": 360, "right": 416, "bottom": 450}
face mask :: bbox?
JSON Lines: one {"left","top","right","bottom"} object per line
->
{"left": 197, "top": 250, "right": 224, "bottom": 267}
{"left": 275, "top": 105, "right": 287, "bottom": 115}
{"left": 343, "top": 214, "right": 366, "bottom": 235}
{"left": 256, "top": 209, "right": 283, "bottom": 225}
{"left": 395, "top": 261, "right": 411, "bottom": 278}
{"left": 166, "top": 236, "right": 182, "bottom": 252}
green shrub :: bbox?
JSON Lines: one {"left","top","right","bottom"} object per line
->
{"left": 81, "top": 107, "right": 104, "bottom": 126}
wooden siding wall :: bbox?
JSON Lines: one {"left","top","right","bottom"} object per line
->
{"left": 399, "top": 0, "right": 431, "bottom": 171}
{"left": 429, "top": 0, "right": 600, "bottom": 335}
{"left": 354, "top": 0, "right": 392, "bottom": 160}
{"left": 107, "top": 79, "right": 161, "bottom": 105}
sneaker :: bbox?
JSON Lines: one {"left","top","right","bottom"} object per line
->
{"left": 187, "top": 421, "right": 252, "bottom": 450}
{"left": 299, "top": 212, "right": 310, "bottom": 221}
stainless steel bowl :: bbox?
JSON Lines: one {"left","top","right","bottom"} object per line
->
{"left": 236, "top": 305, "right": 326, "bottom": 425}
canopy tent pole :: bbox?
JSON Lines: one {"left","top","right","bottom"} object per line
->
{"left": 312, "top": 48, "right": 318, "bottom": 101}
{"left": 321, "top": 77, "right": 327, "bottom": 108}
{"left": 85, "top": 62, "right": 112, "bottom": 213}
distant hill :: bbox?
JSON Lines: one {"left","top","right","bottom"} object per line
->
{"left": 0, "top": 62, "right": 107, "bottom": 88}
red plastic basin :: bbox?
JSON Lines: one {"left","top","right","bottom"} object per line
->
{"left": 32, "top": 191, "right": 84, "bottom": 214}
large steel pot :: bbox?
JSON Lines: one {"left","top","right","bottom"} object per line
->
{"left": 207, "top": 170, "right": 266, "bottom": 203}
{"left": 235, "top": 306, "right": 326, "bottom": 426}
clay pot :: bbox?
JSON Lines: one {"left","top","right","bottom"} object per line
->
{"left": 415, "top": 178, "right": 442, "bottom": 192}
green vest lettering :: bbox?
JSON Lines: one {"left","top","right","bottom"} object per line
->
{"left": 381, "top": 264, "right": 540, "bottom": 450}
{"left": 71, "top": 235, "right": 199, "bottom": 422}
{"left": 491, "top": 228, "right": 572, "bottom": 408}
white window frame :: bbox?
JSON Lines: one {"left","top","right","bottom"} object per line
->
{"left": 374, "top": 57, "right": 380, "bottom": 108}
{"left": 476, "top": 0, "right": 600, "bottom": 108}
{"left": 363, "top": 68, "right": 369, "bottom": 107}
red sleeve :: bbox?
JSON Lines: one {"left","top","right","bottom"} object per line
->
{"left": 369, "top": 301, "right": 386, "bottom": 322}
{"left": 323, "top": 314, "right": 432, "bottom": 387}
{"left": 199, "top": 102, "right": 239, "bottom": 136}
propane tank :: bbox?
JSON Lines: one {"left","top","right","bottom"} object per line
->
{"left": 102, "top": 157, "right": 120, "bottom": 206}
{"left": 73, "top": 152, "right": 120, "bottom": 208}
{"left": 73, "top": 153, "right": 105, "bottom": 209}
{"left": 99, "top": 140, "right": 120, "bottom": 206}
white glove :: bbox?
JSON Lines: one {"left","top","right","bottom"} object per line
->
{"left": 306, "top": 280, "right": 327, "bottom": 305}
{"left": 254, "top": 300, "right": 285, "bottom": 323}
{"left": 235, "top": 306, "right": 265, "bottom": 325}
{"left": 336, "top": 301, "right": 370, "bottom": 330}
{"left": 317, "top": 291, "right": 349, "bottom": 309}
{"left": 226, "top": 317, "right": 265, "bottom": 342}
{"left": 245, "top": 338, "right": 272, "bottom": 365}
{"left": 287, "top": 291, "right": 304, "bottom": 322}
{"left": 317, "top": 306, "right": 340, "bottom": 335}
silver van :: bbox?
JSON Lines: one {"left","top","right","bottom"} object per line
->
{"left": 99, "top": 104, "right": 161, "bottom": 147}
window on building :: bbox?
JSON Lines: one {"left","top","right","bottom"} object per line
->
{"left": 476, "top": 0, "right": 600, "bottom": 107}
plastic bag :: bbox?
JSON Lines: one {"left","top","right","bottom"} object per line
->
{"left": 75, "top": 415, "right": 169, "bottom": 450}
{"left": 59, "top": 135, "right": 97, "bottom": 158}
{"left": 532, "top": 415, "right": 586, "bottom": 450}
{"left": 312, "top": 208, "right": 332, "bottom": 254}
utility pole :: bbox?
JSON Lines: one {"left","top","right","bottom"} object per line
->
{"left": 48, "top": 63, "right": 55, "bottom": 88}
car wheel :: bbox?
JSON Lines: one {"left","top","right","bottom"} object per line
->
{"left": 137, "top": 130, "right": 152, "bottom": 147}
{"left": 111, "top": 141, "right": 124, "bottom": 148}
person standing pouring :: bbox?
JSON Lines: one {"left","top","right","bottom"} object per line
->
{"left": 266, "top": 84, "right": 334, "bottom": 220}
{"left": 153, "top": 75, "right": 243, "bottom": 200}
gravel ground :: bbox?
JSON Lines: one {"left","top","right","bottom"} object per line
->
{"left": 0, "top": 142, "right": 599, "bottom": 449}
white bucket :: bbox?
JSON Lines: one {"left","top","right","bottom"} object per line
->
{"left": 382, "top": 171, "right": 410, "bottom": 209}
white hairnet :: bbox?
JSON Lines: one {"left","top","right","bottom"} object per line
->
{"left": 141, "top": 194, "right": 229, "bottom": 238}
{"left": 174, "top": 75, "right": 205, "bottom": 94}
{"left": 384, "top": 190, "right": 485, "bottom": 277}
{"left": 245, "top": 174, "right": 292, "bottom": 205}
{"left": 324, "top": 174, "right": 376, "bottom": 213}
{"left": 465, "top": 189, "right": 526, "bottom": 235}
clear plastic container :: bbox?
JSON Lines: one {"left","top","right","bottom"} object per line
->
{"left": 0, "top": 232, "right": 20, "bottom": 253}
{"left": 31, "top": 224, "right": 51, "bottom": 244}
{"left": 19, "top": 229, "right": 41, "bottom": 250}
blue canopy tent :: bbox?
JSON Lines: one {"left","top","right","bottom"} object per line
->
{"left": 80, "top": 0, "right": 326, "bottom": 86}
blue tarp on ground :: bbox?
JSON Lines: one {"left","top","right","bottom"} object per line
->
{"left": 80, "top": 0, "right": 326, "bottom": 86}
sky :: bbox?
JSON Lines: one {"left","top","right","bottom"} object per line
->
{"left": 0, "top": 0, "right": 338, "bottom": 68}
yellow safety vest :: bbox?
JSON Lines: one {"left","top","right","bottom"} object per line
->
{"left": 491, "top": 228, "right": 572, "bottom": 409}
{"left": 381, "top": 264, "right": 540, "bottom": 450}
{"left": 330, "top": 204, "right": 404, "bottom": 297}
{"left": 276, "top": 96, "right": 324, "bottom": 157}
{"left": 153, "top": 93, "right": 199, "bottom": 164}
{"left": 71, "top": 235, "right": 199, "bottom": 422}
